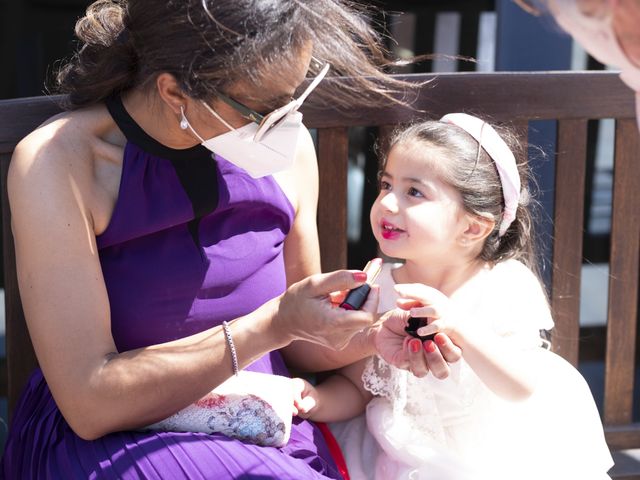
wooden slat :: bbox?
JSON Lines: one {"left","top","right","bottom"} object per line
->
{"left": 0, "top": 357, "right": 7, "bottom": 397}
{"left": 604, "top": 119, "right": 640, "bottom": 425}
{"left": 0, "top": 96, "right": 62, "bottom": 153}
{"left": 606, "top": 424, "right": 640, "bottom": 451}
{"left": 610, "top": 468, "right": 640, "bottom": 480}
{"left": 0, "top": 72, "right": 632, "bottom": 151}
{"left": 303, "top": 71, "right": 637, "bottom": 128}
{"left": 550, "top": 119, "right": 588, "bottom": 366}
{"left": 316, "top": 127, "right": 349, "bottom": 272}
{"left": 0, "top": 152, "right": 38, "bottom": 419}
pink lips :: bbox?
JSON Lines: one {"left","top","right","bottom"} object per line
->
{"left": 380, "top": 219, "right": 404, "bottom": 240}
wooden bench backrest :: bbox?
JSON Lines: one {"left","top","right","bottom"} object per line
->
{"left": 1, "top": 71, "right": 638, "bottom": 452}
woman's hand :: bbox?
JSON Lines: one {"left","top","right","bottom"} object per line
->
{"left": 275, "top": 270, "right": 379, "bottom": 351}
{"left": 291, "top": 377, "right": 319, "bottom": 418}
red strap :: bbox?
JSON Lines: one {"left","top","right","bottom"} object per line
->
{"left": 316, "top": 422, "right": 351, "bottom": 480}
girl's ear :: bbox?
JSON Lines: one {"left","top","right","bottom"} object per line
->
{"left": 459, "top": 213, "right": 495, "bottom": 246}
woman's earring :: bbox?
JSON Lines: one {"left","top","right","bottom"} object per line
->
{"left": 179, "top": 106, "right": 189, "bottom": 130}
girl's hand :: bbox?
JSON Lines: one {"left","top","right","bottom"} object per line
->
{"left": 375, "top": 309, "right": 461, "bottom": 379}
{"left": 291, "top": 377, "right": 319, "bottom": 418}
{"left": 394, "top": 283, "right": 463, "bottom": 378}
{"left": 394, "top": 283, "right": 460, "bottom": 342}
{"left": 374, "top": 284, "right": 463, "bottom": 378}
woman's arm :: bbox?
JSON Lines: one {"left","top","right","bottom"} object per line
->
{"left": 277, "top": 129, "right": 380, "bottom": 372}
{"left": 10, "top": 121, "right": 375, "bottom": 440}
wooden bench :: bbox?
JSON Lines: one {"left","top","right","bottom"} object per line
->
{"left": 1, "top": 71, "right": 639, "bottom": 478}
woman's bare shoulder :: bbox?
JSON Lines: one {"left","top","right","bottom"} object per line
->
{"left": 12, "top": 107, "right": 103, "bottom": 172}
{"left": 9, "top": 105, "right": 118, "bottom": 202}
{"left": 8, "top": 106, "right": 121, "bottom": 224}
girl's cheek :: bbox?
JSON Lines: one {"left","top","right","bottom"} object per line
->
{"left": 370, "top": 202, "right": 381, "bottom": 229}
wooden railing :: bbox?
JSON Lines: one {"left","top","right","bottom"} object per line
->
{"left": 1, "top": 71, "right": 639, "bottom": 477}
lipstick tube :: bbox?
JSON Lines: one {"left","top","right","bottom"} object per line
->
{"left": 340, "top": 258, "right": 382, "bottom": 310}
{"left": 405, "top": 317, "right": 435, "bottom": 341}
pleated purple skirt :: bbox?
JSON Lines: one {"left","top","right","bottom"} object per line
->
{"left": 2, "top": 369, "right": 342, "bottom": 479}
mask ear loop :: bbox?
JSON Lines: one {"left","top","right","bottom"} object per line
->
{"left": 293, "top": 62, "right": 331, "bottom": 110}
{"left": 179, "top": 106, "right": 206, "bottom": 143}
{"left": 253, "top": 62, "right": 331, "bottom": 143}
{"left": 201, "top": 101, "right": 236, "bottom": 132}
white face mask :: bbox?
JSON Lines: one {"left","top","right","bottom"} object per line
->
{"left": 550, "top": 0, "right": 640, "bottom": 131}
{"left": 179, "top": 62, "right": 330, "bottom": 178}
{"left": 180, "top": 105, "right": 303, "bottom": 178}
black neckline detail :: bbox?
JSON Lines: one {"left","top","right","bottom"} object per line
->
{"left": 106, "top": 95, "right": 220, "bottom": 252}
{"left": 105, "top": 95, "right": 211, "bottom": 162}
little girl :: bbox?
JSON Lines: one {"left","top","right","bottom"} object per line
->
{"left": 293, "top": 114, "right": 614, "bottom": 479}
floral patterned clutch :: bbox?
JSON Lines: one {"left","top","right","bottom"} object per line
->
{"left": 146, "top": 371, "right": 293, "bottom": 447}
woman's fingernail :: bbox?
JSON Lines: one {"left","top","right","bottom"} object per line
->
{"left": 410, "top": 339, "right": 421, "bottom": 353}
{"left": 434, "top": 334, "right": 446, "bottom": 346}
{"left": 353, "top": 272, "right": 368, "bottom": 282}
{"left": 424, "top": 340, "right": 437, "bottom": 353}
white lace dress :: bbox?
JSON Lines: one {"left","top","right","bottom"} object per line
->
{"left": 330, "top": 261, "right": 613, "bottom": 480}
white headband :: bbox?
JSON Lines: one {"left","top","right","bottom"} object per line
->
{"left": 440, "top": 113, "right": 521, "bottom": 236}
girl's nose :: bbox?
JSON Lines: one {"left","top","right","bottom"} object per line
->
{"left": 379, "top": 192, "right": 399, "bottom": 213}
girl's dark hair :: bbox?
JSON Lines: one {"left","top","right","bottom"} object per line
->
{"left": 56, "top": 0, "right": 415, "bottom": 109}
{"left": 381, "top": 119, "right": 539, "bottom": 270}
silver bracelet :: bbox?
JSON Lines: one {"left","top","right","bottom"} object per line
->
{"left": 222, "top": 321, "right": 239, "bottom": 376}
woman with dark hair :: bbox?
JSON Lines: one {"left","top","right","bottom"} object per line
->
{"left": 0, "top": 1, "right": 440, "bottom": 478}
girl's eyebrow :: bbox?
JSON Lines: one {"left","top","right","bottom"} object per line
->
{"left": 403, "top": 176, "right": 439, "bottom": 196}
{"left": 403, "top": 176, "right": 426, "bottom": 184}
{"left": 380, "top": 171, "right": 435, "bottom": 191}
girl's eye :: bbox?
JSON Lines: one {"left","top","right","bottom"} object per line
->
{"left": 379, "top": 180, "right": 391, "bottom": 191}
{"left": 408, "top": 187, "right": 423, "bottom": 197}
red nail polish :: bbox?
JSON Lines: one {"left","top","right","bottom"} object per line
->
{"left": 410, "top": 339, "right": 421, "bottom": 353}
{"left": 434, "top": 334, "right": 446, "bottom": 346}
{"left": 342, "top": 260, "right": 383, "bottom": 310}
{"left": 424, "top": 340, "right": 437, "bottom": 353}
{"left": 352, "top": 272, "right": 368, "bottom": 282}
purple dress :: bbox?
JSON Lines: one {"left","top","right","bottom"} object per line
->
{"left": 1, "top": 97, "right": 342, "bottom": 480}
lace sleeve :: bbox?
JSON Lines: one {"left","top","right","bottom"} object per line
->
{"left": 362, "top": 354, "right": 486, "bottom": 429}
{"left": 362, "top": 356, "right": 411, "bottom": 412}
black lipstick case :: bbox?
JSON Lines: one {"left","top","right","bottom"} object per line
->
{"left": 340, "top": 284, "right": 372, "bottom": 311}
{"left": 404, "top": 317, "right": 435, "bottom": 341}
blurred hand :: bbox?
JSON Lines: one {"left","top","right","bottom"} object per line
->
{"left": 291, "top": 377, "right": 318, "bottom": 418}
